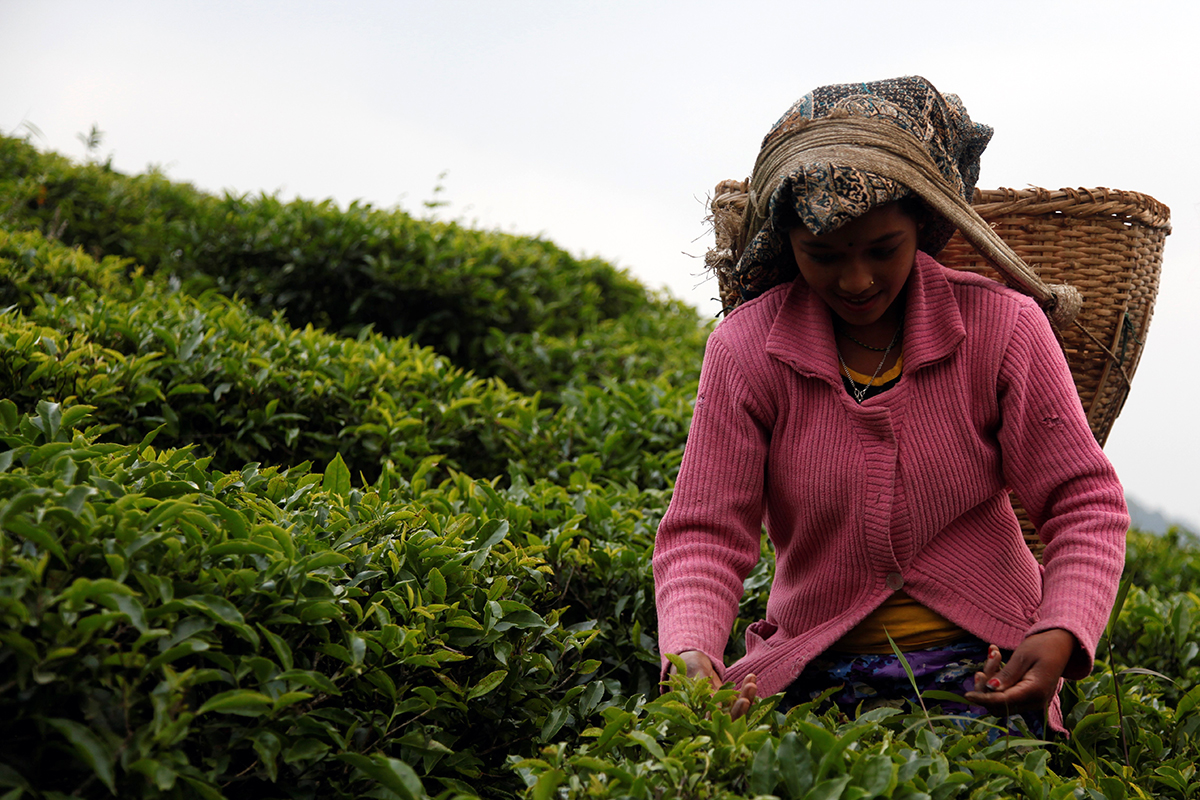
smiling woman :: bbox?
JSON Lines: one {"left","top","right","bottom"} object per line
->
{"left": 652, "top": 76, "right": 1129, "bottom": 737}
{"left": 787, "top": 202, "right": 919, "bottom": 379}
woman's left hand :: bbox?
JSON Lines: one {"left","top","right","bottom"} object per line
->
{"left": 963, "top": 628, "right": 1077, "bottom": 712}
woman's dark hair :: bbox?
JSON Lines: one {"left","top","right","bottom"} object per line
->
{"left": 898, "top": 193, "right": 934, "bottom": 229}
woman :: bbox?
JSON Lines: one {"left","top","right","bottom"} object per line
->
{"left": 652, "top": 76, "right": 1127, "bottom": 732}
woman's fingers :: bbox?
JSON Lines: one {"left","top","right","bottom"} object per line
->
{"left": 964, "top": 630, "right": 1076, "bottom": 711}
{"left": 972, "top": 644, "right": 1003, "bottom": 692}
{"left": 968, "top": 647, "right": 1039, "bottom": 710}
{"left": 669, "top": 650, "right": 717, "bottom": 681}
{"left": 730, "top": 673, "right": 758, "bottom": 720}
{"left": 669, "top": 654, "right": 757, "bottom": 719}
{"left": 967, "top": 663, "right": 1049, "bottom": 710}
{"left": 730, "top": 697, "right": 750, "bottom": 718}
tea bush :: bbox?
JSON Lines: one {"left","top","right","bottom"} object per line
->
{"left": 1105, "top": 582, "right": 1200, "bottom": 705}
{"left": 518, "top": 677, "right": 1091, "bottom": 800}
{"left": 0, "top": 228, "right": 539, "bottom": 484}
{"left": 0, "top": 134, "right": 708, "bottom": 397}
{"left": 0, "top": 399, "right": 656, "bottom": 798}
{"left": 1124, "top": 527, "right": 1200, "bottom": 595}
{"left": 0, "top": 229, "right": 692, "bottom": 492}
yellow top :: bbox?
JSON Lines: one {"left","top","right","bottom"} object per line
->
{"left": 829, "top": 591, "right": 967, "bottom": 654}
{"left": 842, "top": 353, "right": 903, "bottom": 387}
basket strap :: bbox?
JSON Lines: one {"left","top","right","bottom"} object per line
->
{"left": 746, "top": 117, "right": 1083, "bottom": 328}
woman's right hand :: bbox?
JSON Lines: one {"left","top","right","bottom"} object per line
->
{"left": 668, "top": 650, "right": 758, "bottom": 719}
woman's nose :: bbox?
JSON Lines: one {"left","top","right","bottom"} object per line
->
{"left": 838, "top": 262, "right": 873, "bottom": 295}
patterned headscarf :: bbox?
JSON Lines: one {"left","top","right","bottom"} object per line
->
{"left": 729, "top": 76, "right": 993, "bottom": 305}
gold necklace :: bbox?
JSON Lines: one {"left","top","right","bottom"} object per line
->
{"left": 836, "top": 323, "right": 902, "bottom": 404}
{"left": 836, "top": 325, "right": 892, "bottom": 352}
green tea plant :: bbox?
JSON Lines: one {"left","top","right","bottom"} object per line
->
{"left": 0, "top": 399, "right": 616, "bottom": 798}
{"left": 515, "top": 669, "right": 1090, "bottom": 800}
{"left": 1125, "top": 527, "right": 1200, "bottom": 595}
{"left": 0, "top": 134, "right": 707, "bottom": 399}
{"left": 1104, "top": 583, "right": 1200, "bottom": 706}
{"left": 0, "top": 228, "right": 696, "bottom": 493}
{"left": 0, "top": 228, "right": 540, "bottom": 483}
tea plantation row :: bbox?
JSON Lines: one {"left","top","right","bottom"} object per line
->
{"left": 0, "top": 134, "right": 707, "bottom": 398}
{"left": 3, "top": 140, "right": 1200, "bottom": 799}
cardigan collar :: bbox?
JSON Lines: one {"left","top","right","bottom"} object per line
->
{"left": 764, "top": 251, "right": 966, "bottom": 386}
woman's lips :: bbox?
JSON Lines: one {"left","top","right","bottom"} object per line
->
{"left": 839, "top": 293, "right": 880, "bottom": 310}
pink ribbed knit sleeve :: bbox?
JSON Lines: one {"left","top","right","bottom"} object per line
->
{"left": 652, "top": 333, "right": 771, "bottom": 679}
{"left": 997, "top": 303, "right": 1128, "bottom": 678}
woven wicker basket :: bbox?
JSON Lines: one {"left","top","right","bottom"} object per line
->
{"left": 938, "top": 187, "right": 1170, "bottom": 556}
{"left": 938, "top": 187, "right": 1170, "bottom": 448}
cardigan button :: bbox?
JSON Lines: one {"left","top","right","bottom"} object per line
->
{"left": 885, "top": 572, "right": 904, "bottom": 591}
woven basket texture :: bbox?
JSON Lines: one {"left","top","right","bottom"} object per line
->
{"left": 939, "top": 187, "right": 1170, "bottom": 447}
{"left": 938, "top": 187, "right": 1170, "bottom": 556}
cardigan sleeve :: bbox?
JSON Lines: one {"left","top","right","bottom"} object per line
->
{"left": 652, "top": 333, "right": 771, "bottom": 681}
{"left": 996, "top": 303, "right": 1128, "bottom": 679}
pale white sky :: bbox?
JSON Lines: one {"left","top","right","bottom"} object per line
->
{"left": 3, "top": 0, "right": 1198, "bottom": 528}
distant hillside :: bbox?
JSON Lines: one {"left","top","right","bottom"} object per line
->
{"left": 1127, "top": 494, "right": 1196, "bottom": 534}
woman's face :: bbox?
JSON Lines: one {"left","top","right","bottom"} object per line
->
{"left": 787, "top": 202, "right": 921, "bottom": 330}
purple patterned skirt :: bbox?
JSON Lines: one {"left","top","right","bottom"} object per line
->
{"left": 780, "top": 637, "right": 1046, "bottom": 738}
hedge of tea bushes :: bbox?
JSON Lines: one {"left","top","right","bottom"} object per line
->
{"left": 0, "top": 229, "right": 697, "bottom": 494}
{"left": 0, "top": 228, "right": 692, "bottom": 754}
{"left": 0, "top": 400, "right": 703, "bottom": 798}
{"left": 0, "top": 399, "right": 618, "bottom": 798}
{"left": 13, "top": 394, "right": 1200, "bottom": 800}
{"left": 0, "top": 228, "right": 535, "bottom": 483}
{"left": 0, "top": 134, "right": 708, "bottom": 397}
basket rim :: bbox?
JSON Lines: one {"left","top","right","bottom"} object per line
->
{"left": 969, "top": 186, "right": 1171, "bottom": 230}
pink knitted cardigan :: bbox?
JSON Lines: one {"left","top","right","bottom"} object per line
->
{"left": 653, "top": 252, "right": 1128, "bottom": 722}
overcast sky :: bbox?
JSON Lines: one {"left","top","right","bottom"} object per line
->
{"left": 3, "top": 0, "right": 1198, "bottom": 529}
